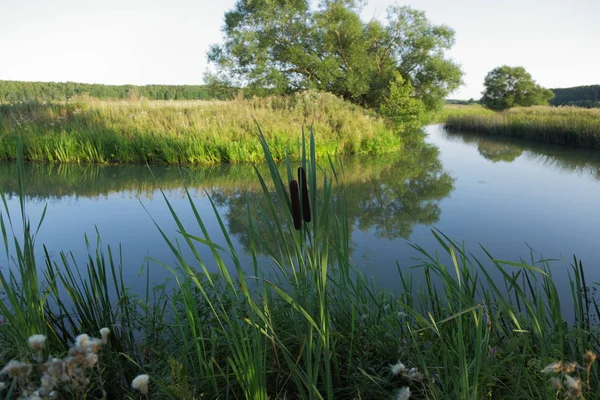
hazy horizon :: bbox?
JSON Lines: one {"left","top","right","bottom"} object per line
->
{"left": 1, "top": 0, "right": 598, "bottom": 99}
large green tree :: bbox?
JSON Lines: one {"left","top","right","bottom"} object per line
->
{"left": 207, "top": 0, "right": 462, "bottom": 112}
{"left": 481, "top": 66, "right": 554, "bottom": 110}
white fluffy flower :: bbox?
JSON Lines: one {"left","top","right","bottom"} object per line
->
{"left": 75, "top": 334, "right": 90, "bottom": 351}
{"left": 394, "top": 386, "right": 411, "bottom": 400}
{"left": 541, "top": 361, "right": 562, "bottom": 374}
{"left": 1, "top": 360, "right": 32, "bottom": 379}
{"left": 100, "top": 327, "right": 110, "bottom": 345}
{"left": 28, "top": 334, "right": 47, "bottom": 352}
{"left": 390, "top": 361, "right": 407, "bottom": 375}
{"left": 132, "top": 374, "right": 150, "bottom": 395}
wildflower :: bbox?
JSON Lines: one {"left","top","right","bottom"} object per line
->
{"left": 541, "top": 361, "right": 562, "bottom": 374}
{"left": 394, "top": 387, "right": 411, "bottom": 400}
{"left": 100, "top": 327, "right": 110, "bottom": 345}
{"left": 407, "top": 367, "right": 424, "bottom": 381}
{"left": 75, "top": 334, "right": 90, "bottom": 351}
{"left": 132, "top": 374, "right": 150, "bottom": 395}
{"left": 84, "top": 353, "right": 99, "bottom": 368}
{"left": 584, "top": 350, "right": 597, "bottom": 365}
{"left": 87, "top": 338, "right": 103, "bottom": 354}
{"left": 28, "top": 334, "right": 47, "bottom": 352}
{"left": 564, "top": 374, "right": 582, "bottom": 398}
{"left": 563, "top": 362, "right": 579, "bottom": 374}
{"left": 1, "top": 360, "right": 32, "bottom": 381}
{"left": 390, "top": 361, "right": 407, "bottom": 375}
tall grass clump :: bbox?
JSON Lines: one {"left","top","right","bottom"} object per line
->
{"left": 1, "top": 128, "right": 600, "bottom": 398}
{"left": 445, "top": 106, "right": 600, "bottom": 148}
{"left": 0, "top": 91, "right": 401, "bottom": 165}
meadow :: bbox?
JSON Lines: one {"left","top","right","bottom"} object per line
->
{"left": 0, "top": 91, "right": 401, "bottom": 165}
{"left": 0, "top": 133, "right": 598, "bottom": 399}
{"left": 444, "top": 105, "right": 600, "bottom": 148}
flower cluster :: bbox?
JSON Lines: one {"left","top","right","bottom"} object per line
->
{"left": 541, "top": 351, "right": 597, "bottom": 399}
{"left": 0, "top": 328, "right": 111, "bottom": 399}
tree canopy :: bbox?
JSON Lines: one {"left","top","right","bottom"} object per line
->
{"left": 208, "top": 0, "right": 462, "bottom": 112}
{"left": 481, "top": 66, "right": 554, "bottom": 110}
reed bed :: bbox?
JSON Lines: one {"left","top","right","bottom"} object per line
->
{"left": 0, "top": 91, "right": 400, "bottom": 165}
{"left": 445, "top": 106, "right": 600, "bottom": 148}
{"left": 0, "top": 133, "right": 599, "bottom": 399}
{"left": 429, "top": 104, "right": 494, "bottom": 124}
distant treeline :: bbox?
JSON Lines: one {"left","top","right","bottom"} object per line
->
{"left": 550, "top": 85, "right": 600, "bottom": 108}
{"left": 0, "top": 80, "right": 243, "bottom": 102}
{"left": 446, "top": 99, "right": 479, "bottom": 105}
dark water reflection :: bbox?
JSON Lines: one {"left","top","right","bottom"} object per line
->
{"left": 2, "top": 125, "right": 600, "bottom": 300}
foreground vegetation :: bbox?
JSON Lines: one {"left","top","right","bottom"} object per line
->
{"left": 0, "top": 91, "right": 401, "bottom": 164}
{"left": 444, "top": 106, "right": 600, "bottom": 148}
{"left": 0, "top": 132, "right": 599, "bottom": 399}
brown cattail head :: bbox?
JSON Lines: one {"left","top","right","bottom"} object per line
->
{"left": 298, "top": 167, "right": 311, "bottom": 222}
{"left": 289, "top": 180, "right": 302, "bottom": 230}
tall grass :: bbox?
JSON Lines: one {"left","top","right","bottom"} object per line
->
{"left": 445, "top": 106, "right": 600, "bottom": 148}
{"left": 429, "top": 104, "right": 494, "bottom": 124}
{"left": 0, "top": 130, "right": 599, "bottom": 398}
{"left": 0, "top": 91, "right": 401, "bottom": 164}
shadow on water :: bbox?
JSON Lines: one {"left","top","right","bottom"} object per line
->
{"left": 441, "top": 129, "right": 600, "bottom": 178}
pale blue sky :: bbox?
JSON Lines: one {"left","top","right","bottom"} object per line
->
{"left": 0, "top": 0, "right": 598, "bottom": 99}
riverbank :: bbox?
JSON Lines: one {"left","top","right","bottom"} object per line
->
{"left": 444, "top": 105, "right": 600, "bottom": 149}
{"left": 0, "top": 91, "right": 401, "bottom": 164}
{"left": 0, "top": 133, "right": 598, "bottom": 399}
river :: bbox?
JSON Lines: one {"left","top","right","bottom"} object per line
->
{"left": 1, "top": 124, "right": 600, "bottom": 299}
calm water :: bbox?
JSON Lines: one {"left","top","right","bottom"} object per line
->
{"left": 2, "top": 124, "right": 600, "bottom": 297}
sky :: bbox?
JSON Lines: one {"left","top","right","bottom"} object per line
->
{"left": 0, "top": 0, "right": 598, "bottom": 99}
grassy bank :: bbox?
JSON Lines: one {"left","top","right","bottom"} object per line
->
{"left": 444, "top": 106, "right": 600, "bottom": 148}
{"left": 1, "top": 134, "right": 599, "bottom": 399}
{"left": 0, "top": 91, "right": 401, "bottom": 164}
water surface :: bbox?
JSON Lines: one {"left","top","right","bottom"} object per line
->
{"left": 1, "top": 125, "right": 600, "bottom": 297}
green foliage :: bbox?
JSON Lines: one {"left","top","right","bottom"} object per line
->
{"left": 551, "top": 85, "right": 600, "bottom": 108}
{"left": 208, "top": 0, "right": 462, "bottom": 111}
{"left": 0, "top": 80, "right": 241, "bottom": 102}
{"left": 379, "top": 72, "right": 426, "bottom": 131}
{"left": 445, "top": 106, "right": 600, "bottom": 149}
{"left": 481, "top": 66, "right": 554, "bottom": 110}
{"left": 0, "top": 92, "right": 400, "bottom": 164}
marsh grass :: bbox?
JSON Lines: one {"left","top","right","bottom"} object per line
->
{"left": 0, "top": 91, "right": 401, "bottom": 164}
{"left": 0, "top": 130, "right": 599, "bottom": 399}
{"left": 445, "top": 106, "right": 600, "bottom": 148}
{"left": 429, "top": 104, "right": 494, "bottom": 124}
